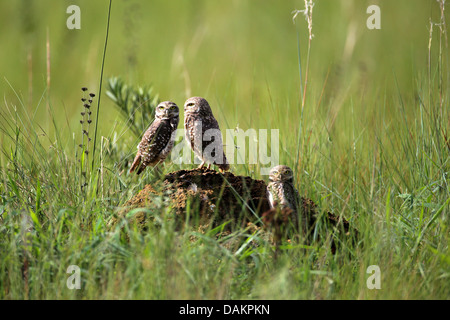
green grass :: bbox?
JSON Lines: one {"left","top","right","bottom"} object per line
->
{"left": 0, "top": 0, "right": 449, "bottom": 299}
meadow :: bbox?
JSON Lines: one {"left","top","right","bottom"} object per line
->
{"left": 0, "top": 0, "right": 448, "bottom": 299}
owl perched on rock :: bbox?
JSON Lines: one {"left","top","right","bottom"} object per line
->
{"left": 267, "top": 165, "right": 305, "bottom": 232}
{"left": 184, "top": 97, "right": 230, "bottom": 172}
{"left": 129, "top": 101, "right": 179, "bottom": 175}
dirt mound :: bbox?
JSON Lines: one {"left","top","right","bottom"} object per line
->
{"left": 164, "top": 168, "right": 271, "bottom": 222}
{"left": 112, "top": 168, "right": 270, "bottom": 231}
{"left": 111, "top": 168, "right": 357, "bottom": 249}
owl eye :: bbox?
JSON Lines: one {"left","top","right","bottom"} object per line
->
{"left": 186, "top": 102, "right": 195, "bottom": 107}
{"left": 170, "top": 106, "right": 176, "bottom": 110}
{"left": 284, "top": 170, "right": 289, "bottom": 174}
{"left": 159, "top": 106, "right": 165, "bottom": 110}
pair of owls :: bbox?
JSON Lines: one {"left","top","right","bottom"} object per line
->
{"left": 129, "top": 97, "right": 229, "bottom": 175}
{"left": 130, "top": 97, "right": 300, "bottom": 220}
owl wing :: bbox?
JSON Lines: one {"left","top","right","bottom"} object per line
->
{"left": 140, "top": 120, "right": 173, "bottom": 163}
{"left": 201, "top": 114, "right": 221, "bottom": 148}
{"left": 201, "top": 115, "right": 228, "bottom": 167}
{"left": 130, "top": 119, "right": 172, "bottom": 174}
{"left": 267, "top": 183, "right": 276, "bottom": 208}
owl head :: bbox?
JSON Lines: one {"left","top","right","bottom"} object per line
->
{"left": 155, "top": 101, "right": 179, "bottom": 120}
{"left": 269, "top": 165, "right": 295, "bottom": 183}
{"left": 184, "top": 97, "right": 212, "bottom": 115}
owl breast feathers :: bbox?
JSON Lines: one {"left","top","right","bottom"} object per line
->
{"left": 267, "top": 165, "right": 303, "bottom": 228}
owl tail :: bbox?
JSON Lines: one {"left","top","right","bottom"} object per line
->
{"left": 129, "top": 154, "right": 142, "bottom": 174}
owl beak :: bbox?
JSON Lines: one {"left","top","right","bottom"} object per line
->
{"left": 164, "top": 110, "right": 170, "bottom": 118}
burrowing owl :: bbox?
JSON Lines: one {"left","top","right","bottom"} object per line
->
{"left": 267, "top": 165, "right": 303, "bottom": 229}
{"left": 129, "top": 101, "right": 179, "bottom": 175}
{"left": 184, "top": 97, "right": 230, "bottom": 172}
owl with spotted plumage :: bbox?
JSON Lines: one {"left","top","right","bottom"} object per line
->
{"left": 267, "top": 165, "right": 306, "bottom": 232}
{"left": 129, "top": 101, "right": 179, "bottom": 175}
{"left": 184, "top": 97, "right": 230, "bottom": 172}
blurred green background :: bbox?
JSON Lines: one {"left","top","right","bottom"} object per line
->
{"left": 0, "top": 0, "right": 442, "bottom": 142}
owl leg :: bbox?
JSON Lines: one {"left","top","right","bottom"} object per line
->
{"left": 207, "top": 163, "right": 211, "bottom": 170}
{"left": 198, "top": 161, "right": 205, "bottom": 169}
